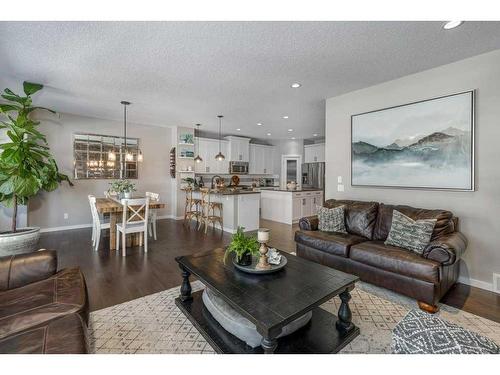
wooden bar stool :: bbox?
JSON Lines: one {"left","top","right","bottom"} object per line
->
{"left": 198, "top": 188, "right": 223, "bottom": 234}
{"left": 184, "top": 187, "right": 201, "bottom": 226}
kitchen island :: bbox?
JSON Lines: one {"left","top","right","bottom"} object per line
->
{"left": 191, "top": 189, "right": 260, "bottom": 233}
{"left": 259, "top": 188, "right": 323, "bottom": 225}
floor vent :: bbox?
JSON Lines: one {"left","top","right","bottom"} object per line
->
{"left": 494, "top": 273, "right": 500, "bottom": 294}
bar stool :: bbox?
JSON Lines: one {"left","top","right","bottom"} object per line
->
{"left": 184, "top": 187, "right": 201, "bottom": 226}
{"left": 198, "top": 188, "right": 223, "bottom": 234}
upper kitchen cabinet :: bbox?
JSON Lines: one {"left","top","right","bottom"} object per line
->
{"left": 225, "top": 136, "right": 250, "bottom": 162}
{"left": 304, "top": 143, "right": 325, "bottom": 163}
{"left": 249, "top": 144, "right": 275, "bottom": 174}
{"left": 195, "top": 137, "right": 229, "bottom": 174}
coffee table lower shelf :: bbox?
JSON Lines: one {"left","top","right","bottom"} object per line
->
{"left": 175, "top": 290, "right": 360, "bottom": 354}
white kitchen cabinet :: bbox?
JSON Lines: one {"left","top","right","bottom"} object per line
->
{"left": 196, "top": 138, "right": 228, "bottom": 174}
{"left": 249, "top": 144, "right": 275, "bottom": 174}
{"left": 225, "top": 136, "right": 250, "bottom": 162}
{"left": 304, "top": 143, "right": 325, "bottom": 163}
{"left": 260, "top": 189, "right": 323, "bottom": 224}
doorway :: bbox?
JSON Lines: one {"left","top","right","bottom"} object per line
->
{"left": 281, "top": 155, "right": 302, "bottom": 189}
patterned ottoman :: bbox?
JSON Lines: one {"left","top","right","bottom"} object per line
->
{"left": 392, "top": 309, "right": 500, "bottom": 354}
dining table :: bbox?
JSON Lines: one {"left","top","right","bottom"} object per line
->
{"left": 95, "top": 197, "right": 166, "bottom": 250}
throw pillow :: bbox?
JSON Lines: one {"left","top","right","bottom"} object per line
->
{"left": 317, "top": 205, "right": 347, "bottom": 234}
{"left": 384, "top": 210, "right": 437, "bottom": 255}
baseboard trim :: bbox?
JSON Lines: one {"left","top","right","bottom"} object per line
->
{"left": 40, "top": 223, "right": 92, "bottom": 233}
{"left": 458, "top": 276, "right": 494, "bottom": 293}
{"left": 40, "top": 215, "right": 177, "bottom": 233}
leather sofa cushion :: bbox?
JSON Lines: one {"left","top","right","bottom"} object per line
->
{"left": 0, "top": 268, "right": 88, "bottom": 340}
{"left": 0, "top": 313, "right": 88, "bottom": 354}
{"left": 350, "top": 241, "right": 440, "bottom": 283}
{"left": 0, "top": 250, "right": 57, "bottom": 292}
{"left": 324, "top": 199, "right": 378, "bottom": 239}
{"left": 373, "top": 203, "right": 454, "bottom": 241}
{"left": 294, "top": 230, "right": 367, "bottom": 258}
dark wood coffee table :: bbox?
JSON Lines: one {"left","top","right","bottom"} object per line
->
{"left": 175, "top": 248, "right": 359, "bottom": 354}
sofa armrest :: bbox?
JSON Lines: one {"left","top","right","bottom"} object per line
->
{"left": 0, "top": 249, "right": 57, "bottom": 291}
{"left": 299, "top": 216, "right": 319, "bottom": 231}
{"left": 422, "top": 232, "right": 467, "bottom": 266}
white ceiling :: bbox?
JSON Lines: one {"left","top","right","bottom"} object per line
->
{"left": 1, "top": 21, "right": 500, "bottom": 140}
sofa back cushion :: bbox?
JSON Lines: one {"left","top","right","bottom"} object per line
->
{"left": 373, "top": 203, "right": 455, "bottom": 241}
{"left": 324, "top": 199, "right": 379, "bottom": 239}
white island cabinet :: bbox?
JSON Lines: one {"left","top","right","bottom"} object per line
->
{"left": 191, "top": 191, "right": 260, "bottom": 233}
{"left": 260, "top": 189, "right": 323, "bottom": 224}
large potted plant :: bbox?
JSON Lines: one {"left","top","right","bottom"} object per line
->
{"left": 0, "top": 81, "right": 72, "bottom": 255}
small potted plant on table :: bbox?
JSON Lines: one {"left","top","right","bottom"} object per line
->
{"left": 224, "top": 226, "right": 260, "bottom": 266}
{"left": 108, "top": 180, "right": 136, "bottom": 199}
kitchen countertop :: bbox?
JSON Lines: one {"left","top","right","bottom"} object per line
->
{"left": 258, "top": 188, "right": 323, "bottom": 192}
{"left": 187, "top": 187, "right": 261, "bottom": 195}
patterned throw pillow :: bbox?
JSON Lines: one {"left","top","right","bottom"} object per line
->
{"left": 317, "top": 205, "right": 347, "bottom": 234}
{"left": 384, "top": 210, "right": 437, "bottom": 255}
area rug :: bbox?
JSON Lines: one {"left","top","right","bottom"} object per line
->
{"left": 88, "top": 280, "right": 500, "bottom": 354}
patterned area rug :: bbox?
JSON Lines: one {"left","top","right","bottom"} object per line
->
{"left": 89, "top": 280, "right": 500, "bottom": 354}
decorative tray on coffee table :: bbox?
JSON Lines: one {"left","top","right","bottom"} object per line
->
{"left": 232, "top": 254, "right": 287, "bottom": 274}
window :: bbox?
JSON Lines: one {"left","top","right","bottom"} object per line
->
{"left": 73, "top": 133, "right": 139, "bottom": 179}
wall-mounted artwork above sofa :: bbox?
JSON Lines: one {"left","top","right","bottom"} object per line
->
{"left": 351, "top": 90, "right": 474, "bottom": 191}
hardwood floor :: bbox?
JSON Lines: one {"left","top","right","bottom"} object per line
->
{"left": 39, "top": 219, "right": 500, "bottom": 323}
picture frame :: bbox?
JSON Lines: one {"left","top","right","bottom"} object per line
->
{"left": 351, "top": 91, "right": 475, "bottom": 191}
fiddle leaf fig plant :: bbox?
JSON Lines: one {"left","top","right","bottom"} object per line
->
{"left": 0, "top": 81, "right": 72, "bottom": 233}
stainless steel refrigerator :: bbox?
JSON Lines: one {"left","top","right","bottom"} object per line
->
{"left": 302, "top": 162, "right": 325, "bottom": 190}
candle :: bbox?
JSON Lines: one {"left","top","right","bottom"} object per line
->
{"left": 257, "top": 228, "right": 270, "bottom": 242}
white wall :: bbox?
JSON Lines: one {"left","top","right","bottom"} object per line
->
{"left": 325, "top": 49, "right": 500, "bottom": 290}
{"left": 28, "top": 113, "right": 175, "bottom": 230}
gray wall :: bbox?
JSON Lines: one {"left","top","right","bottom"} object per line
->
{"left": 28, "top": 113, "right": 174, "bottom": 230}
{"left": 325, "top": 49, "right": 500, "bottom": 289}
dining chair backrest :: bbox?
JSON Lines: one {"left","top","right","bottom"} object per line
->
{"left": 105, "top": 190, "right": 118, "bottom": 198}
{"left": 146, "top": 191, "right": 160, "bottom": 201}
{"left": 88, "top": 195, "right": 100, "bottom": 225}
{"left": 120, "top": 197, "right": 150, "bottom": 230}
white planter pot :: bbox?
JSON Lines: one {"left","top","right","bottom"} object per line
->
{"left": 0, "top": 227, "right": 41, "bottom": 257}
{"left": 124, "top": 192, "right": 132, "bottom": 199}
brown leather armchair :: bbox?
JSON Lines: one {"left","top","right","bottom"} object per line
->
{"left": 295, "top": 199, "right": 468, "bottom": 313}
{"left": 0, "top": 250, "right": 89, "bottom": 354}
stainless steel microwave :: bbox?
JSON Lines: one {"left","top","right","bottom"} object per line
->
{"left": 229, "top": 161, "right": 249, "bottom": 174}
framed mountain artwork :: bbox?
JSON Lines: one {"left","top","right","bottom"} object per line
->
{"left": 351, "top": 91, "right": 474, "bottom": 191}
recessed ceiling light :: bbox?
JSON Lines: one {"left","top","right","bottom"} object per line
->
{"left": 257, "top": 123, "right": 263, "bottom": 126}
{"left": 236, "top": 128, "right": 241, "bottom": 131}
{"left": 443, "top": 21, "right": 463, "bottom": 30}
{"left": 291, "top": 83, "right": 301, "bottom": 88}
{"left": 291, "top": 137, "right": 296, "bottom": 140}
{"left": 313, "top": 133, "right": 318, "bottom": 137}
{"left": 267, "top": 133, "right": 271, "bottom": 136}
{"left": 287, "top": 129, "right": 293, "bottom": 132}
{"left": 282, "top": 116, "right": 289, "bottom": 119}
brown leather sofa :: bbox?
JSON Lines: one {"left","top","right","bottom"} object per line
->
{"left": 295, "top": 199, "right": 467, "bottom": 313}
{"left": 0, "top": 250, "right": 89, "bottom": 353}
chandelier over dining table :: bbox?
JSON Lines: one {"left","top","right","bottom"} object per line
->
{"left": 107, "top": 101, "right": 143, "bottom": 178}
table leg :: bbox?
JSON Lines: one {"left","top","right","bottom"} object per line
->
{"left": 336, "top": 289, "right": 354, "bottom": 333}
{"left": 109, "top": 213, "right": 117, "bottom": 250}
{"left": 261, "top": 337, "right": 278, "bottom": 354}
{"left": 179, "top": 265, "right": 192, "bottom": 302}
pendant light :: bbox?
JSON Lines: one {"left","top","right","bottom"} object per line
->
{"left": 215, "top": 115, "right": 225, "bottom": 161}
{"left": 121, "top": 101, "right": 134, "bottom": 167}
{"left": 194, "top": 124, "right": 203, "bottom": 163}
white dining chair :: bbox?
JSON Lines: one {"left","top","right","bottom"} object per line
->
{"left": 105, "top": 190, "right": 118, "bottom": 199}
{"left": 146, "top": 191, "right": 160, "bottom": 240}
{"left": 88, "top": 195, "right": 110, "bottom": 251}
{"left": 116, "top": 197, "right": 150, "bottom": 257}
